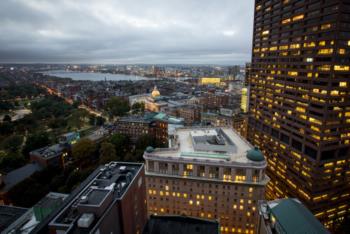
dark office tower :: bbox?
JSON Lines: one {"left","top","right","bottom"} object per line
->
{"left": 248, "top": 0, "right": 350, "bottom": 229}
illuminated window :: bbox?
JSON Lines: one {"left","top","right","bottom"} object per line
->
{"left": 189, "top": 200, "right": 193, "bottom": 205}
{"left": 318, "top": 65, "right": 331, "bottom": 71}
{"left": 296, "top": 107, "right": 306, "bottom": 113}
{"left": 282, "top": 18, "right": 291, "bottom": 24}
{"left": 339, "top": 82, "right": 347, "bottom": 87}
{"left": 319, "top": 41, "right": 326, "bottom": 46}
{"left": 288, "top": 71, "right": 298, "bottom": 76}
{"left": 290, "top": 43, "right": 300, "bottom": 49}
{"left": 262, "top": 30, "right": 269, "bottom": 35}
{"left": 256, "top": 5, "right": 261, "bottom": 10}
{"left": 303, "top": 42, "right": 315, "bottom": 47}
{"left": 330, "top": 90, "right": 339, "bottom": 96}
{"left": 318, "top": 48, "right": 333, "bottom": 55}
{"left": 249, "top": 187, "right": 253, "bottom": 193}
{"left": 309, "top": 117, "right": 322, "bottom": 125}
{"left": 186, "top": 164, "right": 193, "bottom": 170}
{"left": 334, "top": 65, "right": 350, "bottom": 71}
{"left": 321, "top": 24, "right": 331, "bottom": 30}
{"left": 338, "top": 49, "right": 346, "bottom": 54}
{"left": 293, "top": 14, "right": 304, "bottom": 21}
{"left": 306, "top": 58, "right": 313, "bottom": 62}
{"left": 165, "top": 185, "right": 169, "bottom": 191}
{"left": 279, "top": 45, "right": 289, "bottom": 50}
{"left": 348, "top": 40, "right": 350, "bottom": 46}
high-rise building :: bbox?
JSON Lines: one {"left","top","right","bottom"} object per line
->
{"left": 35, "top": 162, "right": 147, "bottom": 234}
{"left": 144, "top": 127, "right": 269, "bottom": 233}
{"left": 248, "top": 0, "right": 350, "bottom": 228}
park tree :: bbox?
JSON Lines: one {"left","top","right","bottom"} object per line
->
{"left": 67, "top": 109, "right": 89, "bottom": 130}
{"left": 3, "top": 114, "right": 11, "bottom": 122}
{"left": 108, "top": 133, "right": 130, "bottom": 159}
{"left": 0, "top": 122, "right": 14, "bottom": 136}
{"left": 22, "top": 132, "right": 51, "bottom": 156}
{"left": 131, "top": 102, "right": 145, "bottom": 114}
{"left": 133, "top": 134, "right": 157, "bottom": 162}
{"left": 1, "top": 135, "right": 23, "bottom": 153}
{"left": 72, "top": 139, "right": 97, "bottom": 168}
{"left": 89, "top": 116, "right": 105, "bottom": 126}
{"left": 99, "top": 142, "right": 117, "bottom": 164}
{"left": 105, "top": 97, "right": 130, "bottom": 118}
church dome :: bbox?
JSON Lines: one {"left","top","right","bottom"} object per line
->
{"left": 151, "top": 86, "right": 160, "bottom": 98}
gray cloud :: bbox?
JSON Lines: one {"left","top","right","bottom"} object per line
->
{"left": 0, "top": 0, "right": 254, "bottom": 64}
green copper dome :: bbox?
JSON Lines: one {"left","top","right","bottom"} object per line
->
{"left": 145, "top": 146, "right": 155, "bottom": 153}
{"left": 247, "top": 147, "right": 265, "bottom": 162}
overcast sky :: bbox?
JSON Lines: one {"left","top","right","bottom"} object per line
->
{"left": 0, "top": 0, "right": 254, "bottom": 65}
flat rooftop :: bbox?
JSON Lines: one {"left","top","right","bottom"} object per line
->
{"left": 30, "top": 144, "right": 65, "bottom": 159}
{"left": 49, "top": 162, "right": 143, "bottom": 232}
{"left": 143, "top": 215, "right": 219, "bottom": 234}
{"left": 147, "top": 127, "right": 254, "bottom": 164}
{"left": 0, "top": 206, "right": 28, "bottom": 232}
{"left": 0, "top": 163, "right": 42, "bottom": 192}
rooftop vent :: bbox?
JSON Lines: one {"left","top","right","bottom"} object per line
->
{"left": 77, "top": 213, "right": 95, "bottom": 228}
{"left": 119, "top": 166, "right": 126, "bottom": 171}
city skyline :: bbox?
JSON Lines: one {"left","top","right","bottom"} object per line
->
{"left": 0, "top": 0, "right": 254, "bottom": 65}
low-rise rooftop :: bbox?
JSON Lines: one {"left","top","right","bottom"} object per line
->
{"left": 30, "top": 144, "right": 66, "bottom": 159}
{"left": 0, "top": 206, "right": 28, "bottom": 232}
{"left": 0, "top": 163, "right": 42, "bottom": 192}
{"left": 48, "top": 162, "right": 143, "bottom": 233}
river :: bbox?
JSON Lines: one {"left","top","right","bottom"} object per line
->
{"left": 42, "top": 70, "right": 154, "bottom": 81}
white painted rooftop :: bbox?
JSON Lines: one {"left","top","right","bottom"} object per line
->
{"left": 149, "top": 127, "right": 254, "bottom": 164}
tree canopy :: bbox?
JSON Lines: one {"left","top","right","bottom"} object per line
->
{"left": 99, "top": 142, "right": 117, "bottom": 164}
{"left": 131, "top": 102, "right": 145, "bottom": 115}
{"left": 72, "top": 138, "right": 97, "bottom": 168}
{"left": 108, "top": 133, "right": 130, "bottom": 160}
{"left": 22, "top": 132, "right": 51, "bottom": 156}
{"left": 105, "top": 97, "right": 130, "bottom": 117}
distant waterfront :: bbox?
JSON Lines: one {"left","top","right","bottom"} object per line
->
{"left": 42, "top": 70, "right": 154, "bottom": 81}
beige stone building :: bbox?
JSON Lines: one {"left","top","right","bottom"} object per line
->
{"left": 144, "top": 127, "right": 269, "bottom": 234}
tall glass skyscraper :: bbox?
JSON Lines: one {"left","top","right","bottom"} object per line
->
{"left": 248, "top": 0, "right": 350, "bottom": 229}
